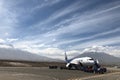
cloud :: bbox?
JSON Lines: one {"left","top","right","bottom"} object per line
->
{"left": 6, "top": 38, "right": 18, "bottom": 42}
{"left": 52, "top": 27, "right": 120, "bottom": 48}
{"left": 82, "top": 45, "right": 120, "bottom": 58}
{"left": 37, "top": 0, "right": 120, "bottom": 50}
{"left": 0, "top": 0, "right": 18, "bottom": 38}
{"left": 71, "top": 36, "right": 120, "bottom": 50}
{"left": 12, "top": 39, "right": 81, "bottom": 59}
{"left": 0, "top": 44, "right": 13, "bottom": 48}
{"left": 39, "top": 48, "right": 64, "bottom": 55}
{"left": 45, "top": 5, "right": 120, "bottom": 38}
{"left": 31, "top": 0, "right": 61, "bottom": 12}
{"left": 0, "top": 39, "right": 5, "bottom": 43}
{"left": 30, "top": 0, "right": 92, "bottom": 30}
{"left": 37, "top": 48, "right": 82, "bottom": 59}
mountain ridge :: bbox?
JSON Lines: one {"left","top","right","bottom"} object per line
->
{"left": 0, "top": 48, "right": 58, "bottom": 62}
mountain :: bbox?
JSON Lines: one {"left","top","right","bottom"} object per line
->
{"left": 0, "top": 48, "right": 57, "bottom": 62}
{"left": 75, "top": 52, "right": 120, "bottom": 65}
{"left": 81, "top": 45, "right": 120, "bottom": 58}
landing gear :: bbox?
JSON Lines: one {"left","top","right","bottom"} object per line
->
{"left": 69, "top": 64, "right": 77, "bottom": 70}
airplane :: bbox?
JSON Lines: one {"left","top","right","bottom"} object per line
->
{"left": 64, "top": 52, "right": 100, "bottom": 70}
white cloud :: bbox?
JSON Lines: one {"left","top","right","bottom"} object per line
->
{"left": 7, "top": 38, "right": 18, "bottom": 42}
{"left": 5, "top": 32, "right": 9, "bottom": 36}
{"left": 12, "top": 40, "right": 81, "bottom": 59}
{"left": 82, "top": 45, "right": 108, "bottom": 53}
{"left": 39, "top": 48, "right": 64, "bottom": 55}
{"left": 37, "top": 1, "right": 120, "bottom": 50}
{"left": 31, "top": 0, "right": 92, "bottom": 29}
{"left": 13, "top": 41, "right": 33, "bottom": 49}
{"left": 31, "top": 0, "right": 61, "bottom": 13}
{"left": 37, "top": 48, "right": 82, "bottom": 60}
{"left": 46, "top": 1, "right": 120, "bottom": 36}
{"left": 71, "top": 36, "right": 120, "bottom": 50}
{"left": 32, "top": 44, "right": 45, "bottom": 48}
{"left": 0, "top": 44, "right": 13, "bottom": 48}
{"left": 13, "top": 42, "right": 65, "bottom": 59}
{"left": 0, "top": 0, "right": 18, "bottom": 38}
{"left": 46, "top": 11, "right": 119, "bottom": 38}
{"left": 0, "top": 39, "right": 5, "bottom": 43}
{"left": 53, "top": 27, "right": 120, "bottom": 47}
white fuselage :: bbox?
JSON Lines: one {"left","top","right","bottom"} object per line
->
{"left": 66, "top": 57, "right": 96, "bottom": 67}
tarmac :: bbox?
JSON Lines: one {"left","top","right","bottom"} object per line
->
{"left": 0, "top": 67, "right": 119, "bottom": 80}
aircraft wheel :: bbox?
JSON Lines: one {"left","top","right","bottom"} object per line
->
{"left": 69, "top": 64, "right": 76, "bottom": 70}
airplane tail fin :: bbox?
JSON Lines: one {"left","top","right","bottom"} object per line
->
{"left": 65, "top": 52, "right": 69, "bottom": 63}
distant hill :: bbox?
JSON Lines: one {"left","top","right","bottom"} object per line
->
{"left": 0, "top": 48, "right": 58, "bottom": 62}
{"left": 75, "top": 52, "right": 120, "bottom": 65}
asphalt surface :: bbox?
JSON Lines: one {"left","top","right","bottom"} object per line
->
{"left": 0, "top": 67, "right": 119, "bottom": 80}
{"left": 68, "top": 68, "right": 120, "bottom": 80}
{"left": 0, "top": 67, "right": 94, "bottom": 80}
{"left": 84, "top": 72, "right": 120, "bottom": 80}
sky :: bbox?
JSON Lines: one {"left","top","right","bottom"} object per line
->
{"left": 0, "top": 0, "right": 120, "bottom": 59}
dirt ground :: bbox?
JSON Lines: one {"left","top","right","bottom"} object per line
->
{"left": 0, "top": 67, "right": 119, "bottom": 80}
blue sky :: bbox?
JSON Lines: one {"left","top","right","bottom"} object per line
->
{"left": 0, "top": 0, "right": 120, "bottom": 59}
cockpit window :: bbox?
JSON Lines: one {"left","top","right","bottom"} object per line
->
{"left": 89, "top": 58, "right": 94, "bottom": 60}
